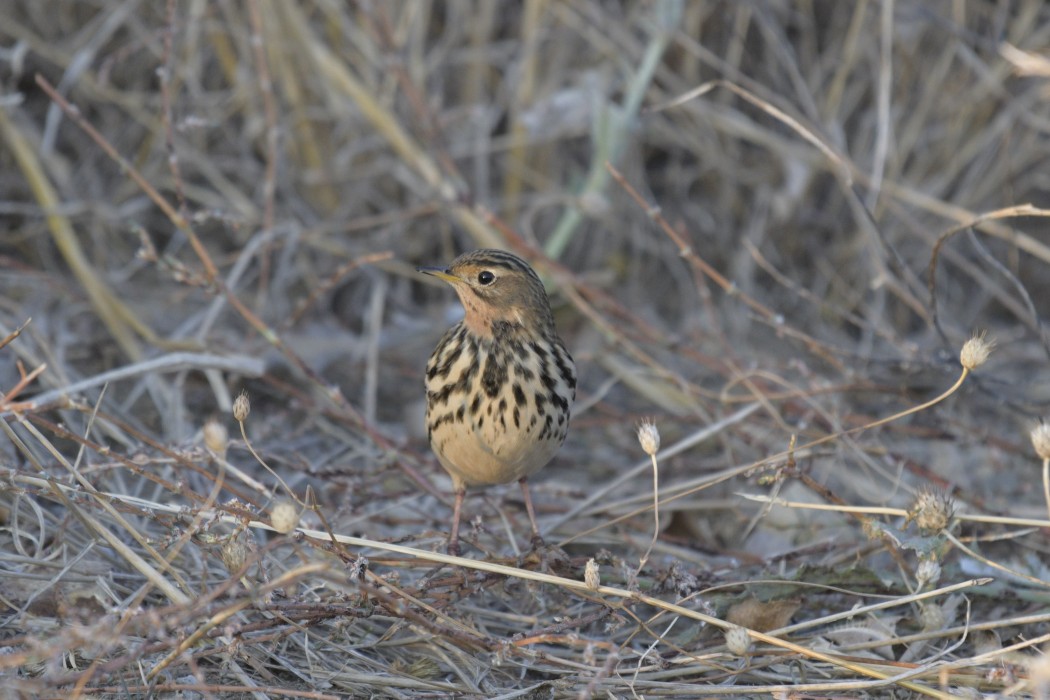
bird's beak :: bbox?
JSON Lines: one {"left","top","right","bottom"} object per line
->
{"left": 417, "top": 266, "right": 459, "bottom": 284}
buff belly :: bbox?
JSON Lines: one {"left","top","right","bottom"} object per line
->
{"left": 433, "top": 416, "right": 562, "bottom": 488}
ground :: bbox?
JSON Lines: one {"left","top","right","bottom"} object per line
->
{"left": 2, "top": 2, "right": 1050, "bottom": 698}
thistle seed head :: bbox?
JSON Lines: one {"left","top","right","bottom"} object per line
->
{"left": 203, "top": 417, "right": 229, "bottom": 458}
{"left": 637, "top": 419, "right": 661, "bottom": 456}
{"left": 960, "top": 331, "right": 995, "bottom": 371}
{"left": 909, "top": 488, "right": 954, "bottom": 534}
{"left": 233, "top": 390, "right": 251, "bottom": 422}
{"left": 1031, "top": 420, "right": 1050, "bottom": 461}
{"left": 270, "top": 500, "right": 299, "bottom": 534}
{"left": 724, "top": 625, "right": 752, "bottom": 657}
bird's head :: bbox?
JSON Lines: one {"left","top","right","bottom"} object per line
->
{"left": 418, "top": 249, "right": 555, "bottom": 338}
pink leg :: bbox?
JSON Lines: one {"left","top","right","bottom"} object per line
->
{"left": 519, "top": 478, "right": 544, "bottom": 548}
{"left": 448, "top": 488, "right": 465, "bottom": 556}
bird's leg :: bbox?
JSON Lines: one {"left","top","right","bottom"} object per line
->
{"left": 519, "top": 477, "right": 545, "bottom": 549}
{"left": 448, "top": 488, "right": 465, "bottom": 556}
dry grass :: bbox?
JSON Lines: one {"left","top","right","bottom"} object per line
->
{"left": 3, "top": 1, "right": 1050, "bottom": 697}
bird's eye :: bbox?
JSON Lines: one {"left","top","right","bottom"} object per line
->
{"left": 477, "top": 270, "right": 495, "bottom": 285}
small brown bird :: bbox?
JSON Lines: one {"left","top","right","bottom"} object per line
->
{"left": 418, "top": 249, "right": 576, "bottom": 555}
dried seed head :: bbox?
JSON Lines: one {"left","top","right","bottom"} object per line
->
{"left": 270, "top": 500, "right": 299, "bottom": 534}
{"left": 1031, "top": 421, "right": 1050, "bottom": 461}
{"left": 637, "top": 419, "right": 660, "bottom": 456}
{"left": 585, "top": 558, "right": 600, "bottom": 590}
{"left": 915, "top": 558, "right": 942, "bottom": 590}
{"left": 960, "top": 331, "right": 995, "bottom": 371}
{"left": 724, "top": 625, "right": 751, "bottom": 657}
{"left": 918, "top": 602, "right": 945, "bottom": 631}
{"left": 909, "top": 488, "right": 954, "bottom": 534}
{"left": 233, "top": 390, "right": 250, "bottom": 422}
{"left": 203, "top": 418, "right": 229, "bottom": 458}
{"left": 860, "top": 516, "right": 882, "bottom": 541}
{"left": 220, "top": 537, "right": 250, "bottom": 574}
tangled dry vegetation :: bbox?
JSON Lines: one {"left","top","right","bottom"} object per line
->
{"left": 4, "top": 1, "right": 1050, "bottom": 698}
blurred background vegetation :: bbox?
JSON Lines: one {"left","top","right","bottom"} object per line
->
{"left": 3, "top": 1, "right": 1050, "bottom": 696}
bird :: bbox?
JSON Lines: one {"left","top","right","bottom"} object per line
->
{"left": 418, "top": 249, "right": 576, "bottom": 555}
